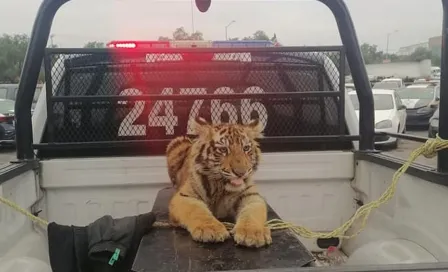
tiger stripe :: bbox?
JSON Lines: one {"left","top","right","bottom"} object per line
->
{"left": 166, "top": 136, "right": 193, "bottom": 187}
{"left": 166, "top": 117, "right": 272, "bottom": 248}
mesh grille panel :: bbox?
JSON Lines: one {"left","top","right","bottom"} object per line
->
{"left": 43, "top": 48, "right": 346, "bottom": 145}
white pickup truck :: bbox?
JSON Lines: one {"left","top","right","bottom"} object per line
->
{"left": 2, "top": 0, "right": 448, "bottom": 272}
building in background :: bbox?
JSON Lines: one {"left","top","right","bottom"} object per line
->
{"left": 211, "top": 40, "right": 276, "bottom": 47}
{"left": 428, "top": 35, "right": 442, "bottom": 58}
{"left": 396, "top": 42, "right": 429, "bottom": 56}
{"left": 395, "top": 36, "right": 442, "bottom": 58}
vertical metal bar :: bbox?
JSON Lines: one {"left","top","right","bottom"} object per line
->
{"left": 438, "top": 0, "right": 448, "bottom": 172}
{"left": 317, "top": 67, "right": 325, "bottom": 128}
{"left": 338, "top": 49, "right": 346, "bottom": 135}
{"left": 317, "top": 0, "right": 375, "bottom": 151}
{"left": 63, "top": 69, "right": 71, "bottom": 127}
{"left": 43, "top": 51, "right": 55, "bottom": 143}
{"left": 15, "top": 0, "right": 70, "bottom": 160}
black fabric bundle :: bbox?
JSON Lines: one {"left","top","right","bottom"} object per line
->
{"left": 47, "top": 212, "right": 156, "bottom": 272}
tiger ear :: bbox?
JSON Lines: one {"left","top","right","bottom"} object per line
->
{"left": 244, "top": 119, "right": 264, "bottom": 139}
{"left": 192, "top": 117, "right": 211, "bottom": 136}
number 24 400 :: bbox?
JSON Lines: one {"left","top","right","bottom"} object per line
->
{"left": 118, "top": 86, "right": 269, "bottom": 137}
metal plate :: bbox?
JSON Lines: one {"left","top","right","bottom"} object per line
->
{"left": 132, "top": 187, "right": 314, "bottom": 272}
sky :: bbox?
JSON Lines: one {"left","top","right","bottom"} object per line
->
{"left": 0, "top": 0, "right": 443, "bottom": 52}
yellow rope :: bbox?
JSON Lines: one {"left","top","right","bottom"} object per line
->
{"left": 1, "top": 134, "right": 447, "bottom": 239}
{"left": 0, "top": 195, "right": 49, "bottom": 227}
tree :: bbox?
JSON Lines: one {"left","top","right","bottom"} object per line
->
{"left": 0, "top": 34, "right": 32, "bottom": 83}
{"left": 360, "top": 43, "right": 385, "bottom": 64}
{"left": 385, "top": 53, "right": 400, "bottom": 62}
{"left": 240, "top": 30, "right": 276, "bottom": 42}
{"left": 409, "top": 47, "right": 431, "bottom": 62}
{"left": 158, "top": 36, "right": 171, "bottom": 41}
{"left": 0, "top": 34, "right": 60, "bottom": 83}
{"left": 159, "top": 28, "right": 277, "bottom": 43}
{"left": 83, "top": 41, "right": 105, "bottom": 48}
{"left": 253, "top": 30, "right": 270, "bottom": 41}
{"left": 359, "top": 43, "right": 436, "bottom": 65}
{"left": 172, "top": 27, "right": 190, "bottom": 40}
{"left": 189, "top": 31, "right": 204, "bottom": 41}
{"left": 432, "top": 54, "right": 441, "bottom": 67}
{"left": 170, "top": 27, "right": 204, "bottom": 41}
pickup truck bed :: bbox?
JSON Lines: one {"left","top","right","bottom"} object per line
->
{"left": 2, "top": 149, "right": 447, "bottom": 272}
{"left": 4, "top": 0, "right": 448, "bottom": 271}
{"left": 6, "top": 18, "right": 448, "bottom": 272}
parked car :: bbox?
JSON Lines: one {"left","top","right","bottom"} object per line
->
{"left": 0, "top": 99, "right": 16, "bottom": 146}
{"left": 0, "top": 83, "right": 43, "bottom": 112}
{"left": 428, "top": 107, "right": 439, "bottom": 138}
{"left": 397, "top": 84, "right": 440, "bottom": 128}
{"left": 349, "top": 89, "right": 407, "bottom": 148}
{"left": 345, "top": 83, "right": 355, "bottom": 91}
{"left": 372, "top": 81, "right": 400, "bottom": 91}
{"left": 413, "top": 78, "right": 440, "bottom": 86}
{"left": 414, "top": 78, "right": 427, "bottom": 84}
{"left": 381, "top": 78, "right": 404, "bottom": 88}
{"left": 429, "top": 79, "right": 440, "bottom": 86}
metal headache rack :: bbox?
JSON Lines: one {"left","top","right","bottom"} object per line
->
{"left": 36, "top": 46, "right": 352, "bottom": 158}
{"left": 14, "top": 0, "right": 448, "bottom": 169}
{"left": 16, "top": 0, "right": 376, "bottom": 161}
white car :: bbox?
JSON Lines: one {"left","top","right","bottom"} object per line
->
{"left": 345, "top": 83, "right": 355, "bottom": 91}
{"left": 372, "top": 80, "right": 400, "bottom": 91}
{"left": 381, "top": 77, "right": 404, "bottom": 88}
{"left": 397, "top": 83, "right": 440, "bottom": 127}
{"left": 348, "top": 89, "right": 407, "bottom": 147}
{"left": 414, "top": 78, "right": 427, "bottom": 83}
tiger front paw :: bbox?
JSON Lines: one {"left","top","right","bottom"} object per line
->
{"left": 190, "top": 221, "right": 230, "bottom": 243}
{"left": 232, "top": 223, "right": 272, "bottom": 248}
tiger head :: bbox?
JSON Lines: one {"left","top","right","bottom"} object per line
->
{"left": 191, "top": 117, "right": 264, "bottom": 192}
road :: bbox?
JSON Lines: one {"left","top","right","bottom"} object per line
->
{"left": 0, "top": 147, "right": 16, "bottom": 166}
{"left": 385, "top": 130, "right": 437, "bottom": 168}
{"left": 0, "top": 130, "right": 437, "bottom": 168}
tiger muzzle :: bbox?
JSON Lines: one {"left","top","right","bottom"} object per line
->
{"left": 232, "top": 168, "right": 247, "bottom": 178}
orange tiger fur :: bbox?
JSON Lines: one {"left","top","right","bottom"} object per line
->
{"left": 166, "top": 136, "right": 193, "bottom": 187}
{"left": 166, "top": 117, "right": 272, "bottom": 248}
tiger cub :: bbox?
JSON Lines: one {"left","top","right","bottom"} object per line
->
{"left": 166, "top": 117, "right": 271, "bottom": 248}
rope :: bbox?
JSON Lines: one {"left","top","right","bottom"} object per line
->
{"left": 0, "top": 195, "right": 49, "bottom": 227}
{"left": 1, "top": 134, "right": 447, "bottom": 239}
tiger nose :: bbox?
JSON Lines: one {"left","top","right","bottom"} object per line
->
{"left": 232, "top": 168, "right": 246, "bottom": 178}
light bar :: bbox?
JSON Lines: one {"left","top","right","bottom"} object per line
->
{"left": 107, "top": 42, "right": 137, "bottom": 48}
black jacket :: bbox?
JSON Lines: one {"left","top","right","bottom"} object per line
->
{"left": 47, "top": 212, "right": 156, "bottom": 272}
